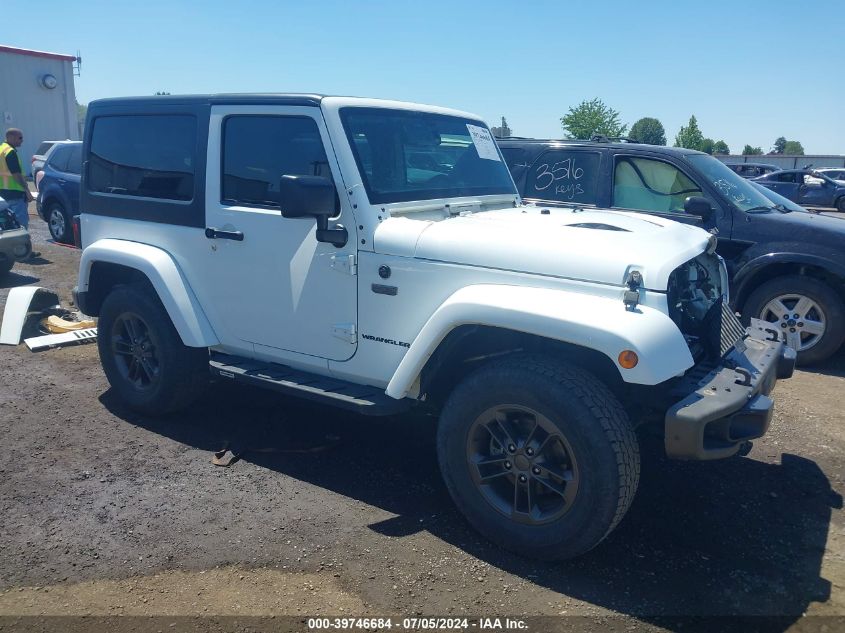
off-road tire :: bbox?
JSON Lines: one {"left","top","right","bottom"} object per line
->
{"left": 437, "top": 353, "right": 640, "bottom": 560}
{"left": 742, "top": 275, "right": 845, "bottom": 366}
{"left": 98, "top": 283, "right": 208, "bottom": 414}
{"left": 46, "top": 202, "right": 71, "bottom": 244}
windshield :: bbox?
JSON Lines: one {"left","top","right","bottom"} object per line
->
{"left": 686, "top": 154, "right": 775, "bottom": 213}
{"left": 340, "top": 108, "right": 516, "bottom": 204}
{"left": 749, "top": 181, "right": 806, "bottom": 212}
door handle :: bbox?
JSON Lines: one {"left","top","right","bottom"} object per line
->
{"left": 57, "top": 179, "right": 67, "bottom": 184}
{"left": 205, "top": 227, "right": 244, "bottom": 241}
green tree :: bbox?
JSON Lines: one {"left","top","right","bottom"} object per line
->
{"left": 771, "top": 136, "right": 787, "bottom": 154}
{"left": 712, "top": 140, "right": 730, "bottom": 155}
{"left": 629, "top": 117, "right": 666, "bottom": 145}
{"left": 76, "top": 101, "right": 88, "bottom": 135}
{"left": 783, "top": 140, "right": 805, "bottom": 155}
{"left": 561, "top": 98, "right": 627, "bottom": 139}
{"left": 674, "top": 115, "right": 704, "bottom": 150}
{"left": 742, "top": 145, "right": 763, "bottom": 155}
{"left": 700, "top": 138, "right": 715, "bottom": 155}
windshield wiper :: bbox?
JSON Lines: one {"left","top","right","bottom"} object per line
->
{"left": 745, "top": 205, "right": 774, "bottom": 214}
{"left": 773, "top": 203, "right": 792, "bottom": 213}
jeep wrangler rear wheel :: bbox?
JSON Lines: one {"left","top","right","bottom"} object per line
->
{"left": 437, "top": 354, "right": 639, "bottom": 560}
{"left": 98, "top": 283, "right": 208, "bottom": 415}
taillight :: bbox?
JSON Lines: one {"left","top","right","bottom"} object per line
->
{"left": 72, "top": 215, "right": 81, "bottom": 249}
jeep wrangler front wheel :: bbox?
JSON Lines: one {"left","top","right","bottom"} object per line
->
{"left": 437, "top": 354, "right": 639, "bottom": 560}
{"left": 98, "top": 283, "right": 208, "bottom": 415}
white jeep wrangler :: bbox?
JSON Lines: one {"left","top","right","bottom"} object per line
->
{"left": 75, "top": 94, "right": 794, "bottom": 559}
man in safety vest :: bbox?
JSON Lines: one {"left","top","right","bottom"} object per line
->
{"left": 0, "top": 128, "right": 39, "bottom": 257}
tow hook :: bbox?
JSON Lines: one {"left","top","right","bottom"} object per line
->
{"left": 738, "top": 440, "right": 753, "bottom": 457}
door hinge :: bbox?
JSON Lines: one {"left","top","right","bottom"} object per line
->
{"left": 331, "top": 254, "right": 357, "bottom": 276}
{"left": 332, "top": 323, "right": 357, "bottom": 344}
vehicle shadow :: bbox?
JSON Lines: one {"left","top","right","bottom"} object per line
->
{"left": 801, "top": 352, "right": 845, "bottom": 379}
{"left": 0, "top": 270, "right": 39, "bottom": 290}
{"left": 101, "top": 382, "right": 841, "bottom": 628}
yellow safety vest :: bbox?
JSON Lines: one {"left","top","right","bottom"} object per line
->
{"left": 0, "top": 142, "right": 26, "bottom": 193}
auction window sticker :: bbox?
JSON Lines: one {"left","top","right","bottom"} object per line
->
{"left": 466, "top": 124, "right": 501, "bottom": 161}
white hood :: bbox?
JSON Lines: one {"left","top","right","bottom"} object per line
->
{"left": 373, "top": 206, "right": 713, "bottom": 291}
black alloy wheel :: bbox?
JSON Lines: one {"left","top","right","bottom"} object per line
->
{"left": 467, "top": 405, "right": 579, "bottom": 525}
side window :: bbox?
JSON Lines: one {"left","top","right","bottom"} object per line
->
{"left": 66, "top": 145, "right": 82, "bottom": 175}
{"left": 528, "top": 150, "right": 600, "bottom": 204}
{"left": 48, "top": 146, "right": 71, "bottom": 171}
{"left": 613, "top": 156, "right": 702, "bottom": 213}
{"left": 775, "top": 172, "right": 796, "bottom": 183}
{"left": 499, "top": 147, "right": 528, "bottom": 191}
{"left": 88, "top": 115, "right": 196, "bottom": 201}
{"left": 222, "top": 116, "right": 331, "bottom": 207}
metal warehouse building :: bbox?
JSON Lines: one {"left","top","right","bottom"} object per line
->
{"left": 717, "top": 154, "right": 845, "bottom": 170}
{"left": 0, "top": 45, "right": 80, "bottom": 176}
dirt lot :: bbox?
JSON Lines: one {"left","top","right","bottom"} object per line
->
{"left": 1, "top": 205, "right": 844, "bottom": 631}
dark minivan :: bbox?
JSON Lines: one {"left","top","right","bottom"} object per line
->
{"left": 36, "top": 140, "right": 82, "bottom": 244}
{"left": 499, "top": 138, "right": 845, "bottom": 364}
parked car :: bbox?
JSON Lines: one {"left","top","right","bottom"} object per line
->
{"left": 726, "top": 163, "right": 780, "bottom": 179}
{"left": 31, "top": 140, "right": 67, "bottom": 183}
{"left": 36, "top": 141, "right": 81, "bottom": 243}
{"left": 750, "top": 180, "right": 808, "bottom": 213}
{"left": 74, "top": 94, "right": 792, "bottom": 560}
{"left": 752, "top": 169, "right": 845, "bottom": 212}
{"left": 498, "top": 138, "right": 845, "bottom": 363}
{"left": 0, "top": 195, "right": 33, "bottom": 279}
{"left": 815, "top": 168, "right": 845, "bottom": 183}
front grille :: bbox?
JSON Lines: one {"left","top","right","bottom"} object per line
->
{"left": 702, "top": 298, "right": 746, "bottom": 358}
{"left": 720, "top": 301, "right": 747, "bottom": 356}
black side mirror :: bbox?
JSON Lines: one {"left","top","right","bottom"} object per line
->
{"left": 279, "top": 175, "right": 337, "bottom": 218}
{"left": 279, "top": 175, "right": 347, "bottom": 247}
{"left": 684, "top": 196, "right": 713, "bottom": 220}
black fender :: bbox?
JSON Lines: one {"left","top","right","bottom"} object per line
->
{"left": 732, "top": 252, "right": 845, "bottom": 307}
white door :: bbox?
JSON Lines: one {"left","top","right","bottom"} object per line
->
{"left": 196, "top": 105, "right": 358, "bottom": 362}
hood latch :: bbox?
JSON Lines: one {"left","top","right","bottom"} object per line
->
{"left": 623, "top": 270, "right": 643, "bottom": 311}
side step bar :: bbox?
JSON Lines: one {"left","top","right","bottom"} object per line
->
{"left": 209, "top": 352, "right": 410, "bottom": 416}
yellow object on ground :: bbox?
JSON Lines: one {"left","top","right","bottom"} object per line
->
{"left": 42, "top": 315, "right": 97, "bottom": 333}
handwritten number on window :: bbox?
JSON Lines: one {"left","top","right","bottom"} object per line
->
{"left": 534, "top": 159, "right": 584, "bottom": 192}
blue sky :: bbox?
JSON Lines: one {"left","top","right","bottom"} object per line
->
{"left": 5, "top": 0, "right": 843, "bottom": 154}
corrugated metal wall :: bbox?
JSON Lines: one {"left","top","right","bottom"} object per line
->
{"left": 716, "top": 154, "right": 845, "bottom": 169}
{"left": 0, "top": 51, "right": 79, "bottom": 176}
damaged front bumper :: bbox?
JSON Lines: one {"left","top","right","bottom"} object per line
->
{"left": 664, "top": 319, "right": 796, "bottom": 460}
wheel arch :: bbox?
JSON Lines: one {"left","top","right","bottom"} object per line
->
{"left": 39, "top": 190, "right": 66, "bottom": 221}
{"left": 417, "top": 324, "right": 628, "bottom": 407}
{"left": 733, "top": 254, "right": 845, "bottom": 311}
{"left": 384, "top": 284, "right": 694, "bottom": 400}
{"left": 78, "top": 239, "right": 218, "bottom": 347}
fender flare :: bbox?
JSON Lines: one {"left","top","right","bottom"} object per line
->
{"left": 385, "top": 284, "right": 694, "bottom": 399}
{"left": 733, "top": 252, "right": 845, "bottom": 306}
{"left": 78, "top": 239, "right": 219, "bottom": 347}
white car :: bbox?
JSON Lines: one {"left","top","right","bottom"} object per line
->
{"left": 815, "top": 168, "right": 845, "bottom": 184}
{"left": 31, "top": 139, "right": 70, "bottom": 187}
{"left": 74, "top": 94, "right": 794, "bottom": 560}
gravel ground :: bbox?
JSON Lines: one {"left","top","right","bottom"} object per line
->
{"left": 0, "top": 203, "right": 843, "bottom": 631}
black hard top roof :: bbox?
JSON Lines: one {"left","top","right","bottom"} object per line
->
{"left": 497, "top": 137, "right": 706, "bottom": 156}
{"left": 88, "top": 93, "right": 326, "bottom": 108}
